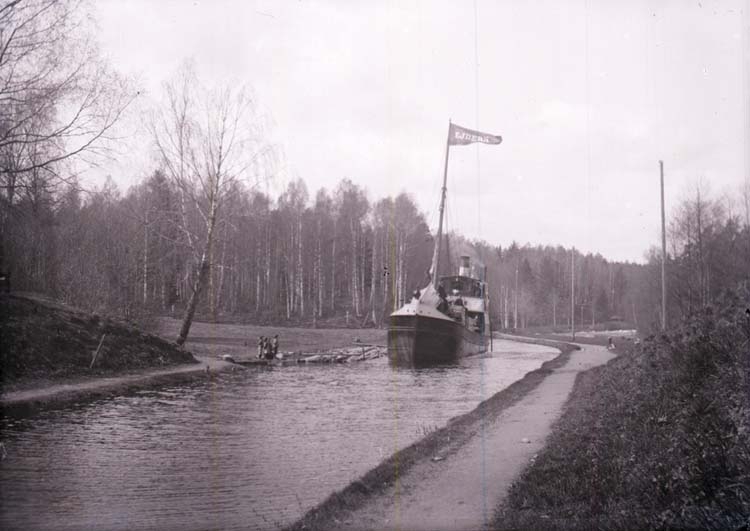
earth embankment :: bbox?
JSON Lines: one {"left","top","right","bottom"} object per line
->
{"left": 1, "top": 294, "right": 196, "bottom": 390}
{"left": 1, "top": 293, "right": 201, "bottom": 416}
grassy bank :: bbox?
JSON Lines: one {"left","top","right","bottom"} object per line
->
{"left": 286, "top": 339, "right": 579, "bottom": 531}
{"left": 158, "top": 317, "right": 386, "bottom": 359}
{"left": 493, "top": 288, "right": 750, "bottom": 530}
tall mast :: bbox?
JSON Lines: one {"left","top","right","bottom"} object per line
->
{"left": 431, "top": 120, "right": 452, "bottom": 286}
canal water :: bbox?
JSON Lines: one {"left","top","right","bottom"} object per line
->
{"left": 0, "top": 340, "right": 557, "bottom": 531}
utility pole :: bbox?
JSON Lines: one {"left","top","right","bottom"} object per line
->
{"left": 514, "top": 262, "right": 519, "bottom": 329}
{"left": 571, "top": 248, "right": 575, "bottom": 340}
{"left": 504, "top": 286, "right": 509, "bottom": 329}
{"left": 660, "top": 160, "right": 667, "bottom": 331}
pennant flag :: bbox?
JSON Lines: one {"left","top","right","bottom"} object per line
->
{"left": 448, "top": 123, "right": 502, "bottom": 146}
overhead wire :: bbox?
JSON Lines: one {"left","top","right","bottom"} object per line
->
{"left": 474, "top": 0, "right": 489, "bottom": 527}
{"left": 474, "top": 0, "right": 482, "bottom": 241}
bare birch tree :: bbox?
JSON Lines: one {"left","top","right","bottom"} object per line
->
{"left": 150, "top": 65, "right": 273, "bottom": 345}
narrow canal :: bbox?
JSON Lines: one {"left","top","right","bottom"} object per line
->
{"left": 0, "top": 340, "right": 557, "bottom": 531}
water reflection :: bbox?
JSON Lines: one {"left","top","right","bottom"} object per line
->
{"left": 0, "top": 340, "right": 556, "bottom": 531}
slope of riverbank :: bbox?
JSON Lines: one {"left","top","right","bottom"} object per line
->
{"left": 0, "top": 293, "right": 197, "bottom": 395}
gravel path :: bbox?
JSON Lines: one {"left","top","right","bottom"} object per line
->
{"left": 327, "top": 343, "right": 616, "bottom": 531}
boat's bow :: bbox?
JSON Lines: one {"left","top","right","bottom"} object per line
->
{"left": 388, "top": 285, "right": 466, "bottom": 366}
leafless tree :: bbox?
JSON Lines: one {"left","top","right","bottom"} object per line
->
{"left": 0, "top": 0, "right": 135, "bottom": 293}
{"left": 0, "top": 0, "right": 135, "bottom": 201}
{"left": 150, "top": 64, "right": 274, "bottom": 345}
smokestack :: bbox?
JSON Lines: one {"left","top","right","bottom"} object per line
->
{"left": 459, "top": 256, "right": 471, "bottom": 277}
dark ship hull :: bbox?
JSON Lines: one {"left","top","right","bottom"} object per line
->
{"left": 388, "top": 313, "right": 488, "bottom": 367}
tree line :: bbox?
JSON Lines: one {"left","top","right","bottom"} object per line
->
{"left": 7, "top": 161, "right": 747, "bottom": 337}
{"left": 466, "top": 181, "right": 749, "bottom": 334}
{"left": 4, "top": 170, "right": 434, "bottom": 326}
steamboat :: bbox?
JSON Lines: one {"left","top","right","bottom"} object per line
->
{"left": 388, "top": 121, "right": 501, "bottom": 366}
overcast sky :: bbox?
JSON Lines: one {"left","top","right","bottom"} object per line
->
{"left": 94, "top": 0, "right": 749, "bottom": 263}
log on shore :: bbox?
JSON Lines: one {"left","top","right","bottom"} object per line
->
{"left": 232, "top": 345, "right": 386, "bottom": 366}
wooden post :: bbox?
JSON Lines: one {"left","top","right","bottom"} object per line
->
{"left": 488, "top": 311, "right": 493, "bottom": 351}
{"left": 571, "top": 249, "right": 575, "bottom": 340}
{"left": 90, "top": 334, "right": 107, "bottom": 369}
{"left": 514, "top": 262, "right": 519, "bottom": 329}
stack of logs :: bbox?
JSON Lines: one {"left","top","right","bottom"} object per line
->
{"left": 297, "top": 345, "right": 385, "bottom": 364}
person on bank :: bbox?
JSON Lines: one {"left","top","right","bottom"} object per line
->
{"left": 264, "top": 337, "right": 274, "bottom": 360}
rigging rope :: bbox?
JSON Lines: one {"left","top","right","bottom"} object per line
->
{"left": 584, "top": 0, "right": 592, "bottom": 254}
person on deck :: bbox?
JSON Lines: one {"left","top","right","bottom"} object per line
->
{"left": 257, "top": 336, "right": 264, "bottom": 359}
{"left": 436, "top": 284, "right": 449, "bottom": 315}
{"left": 271, "top": 335, "right": 279, "bottom": 357}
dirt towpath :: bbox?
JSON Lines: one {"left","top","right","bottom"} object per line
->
{"left": 327, "top": 343, "right": 616, "bottom": 531}
{"left": 1, "top": 355, "right": 235, "bottom": 417}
